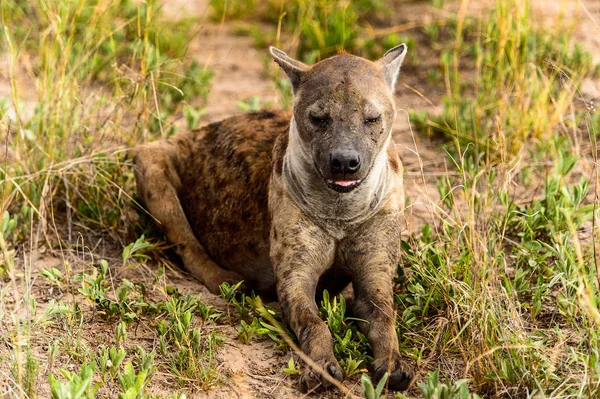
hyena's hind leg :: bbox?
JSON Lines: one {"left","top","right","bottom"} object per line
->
{"left": 133, "top": 141, "right": 244, "bottom": 294}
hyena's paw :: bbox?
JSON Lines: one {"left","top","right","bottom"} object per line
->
{"left": 299, "top": 358, "right": 344, "bottom": 393}
{"left": 374, "top": 352, "right": 414, "bottom": 391}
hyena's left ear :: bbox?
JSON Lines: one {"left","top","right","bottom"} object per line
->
{"left": 269, "top": 46, "right": 309, "bottom": 94}
{"left": 377, "top": 43, "right": 408, "bottom": 91}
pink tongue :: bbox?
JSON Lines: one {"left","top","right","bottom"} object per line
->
{"left": 330, "top": 180, "right": 358, "bottom": 187}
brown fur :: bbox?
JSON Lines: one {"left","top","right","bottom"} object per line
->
{"left": 133, "top": 45, "right": 414, "bottom": 392}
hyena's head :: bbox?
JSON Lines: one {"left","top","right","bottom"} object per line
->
{"left": 270, "top": 44, "right": 407, "bottom": 193}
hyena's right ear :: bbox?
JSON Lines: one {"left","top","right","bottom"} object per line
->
{"left": 269, "top": 47, "right": 308, "bottom": 94}
{"left": 377, "top": 43, "right": 408, "bottom": 91}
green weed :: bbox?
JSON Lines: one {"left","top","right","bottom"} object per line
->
{"left": 183, "top": 105, "right": 207, "bottom": 130}
{"left": 117, "top": 360, "right": 152, "bottom": 399}
{"left": 320, "top": 290, "right": 371, "bottom": 377}
{"left": 97, "top": 346, "right": 127, "bottom": 381}
{"left": 219, "top": 281, "right": 291, "bottom": 349}
{"left": 236, "top": 96, "right": 272, "bottom": 111}
{"left": 419, "top": 369, "right": 481, "bottom": 399}
{"left": 282, "top": 357, "right": 301, "bottom": 375}
{"left": 155, "top": 295, "right": 224, "bottom": 389}
{"left": 41, "top": 267, "right": 66, "bottom": 288}
{"left": 122, "top": 235, "right": 154, "bottom": 266}
{"left": 361, "top": 372, "right": 388, "bottom": 399}
{"left": 48, "top": 363, "right": 101, "bottom": 399}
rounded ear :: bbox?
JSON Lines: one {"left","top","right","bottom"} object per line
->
{"left": 269, "top": 46, "right": 308, "bottom": 93}
{"left": 377, "top": 43, "right": 408, "bottom": 91}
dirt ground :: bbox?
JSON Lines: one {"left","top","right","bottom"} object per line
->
{"left": 2, "top": 0, "right": 600, "bottom": 398}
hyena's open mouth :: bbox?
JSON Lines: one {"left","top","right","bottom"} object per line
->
{"left": 325, "top": 178, "right": 362, "bottom": 193}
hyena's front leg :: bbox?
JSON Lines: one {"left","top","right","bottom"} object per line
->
{"left": 343, "top": 212, "right": 415, "bottom": 391}
{"left": 270, "top": 203, "right": 343, "bottom": 392}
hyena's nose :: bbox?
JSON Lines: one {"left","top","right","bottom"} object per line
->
{"left": 330, "top": 148, "right": 361, "bottom": 175}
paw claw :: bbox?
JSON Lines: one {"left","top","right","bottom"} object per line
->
{"left": 327, "top": 364, "right": 344, "bottom": 381}
{"left": 374, "top": 353, "right": 415, "bottom": 391}
{"left": 299, "top": 359, "right": 344, "bottom": 392}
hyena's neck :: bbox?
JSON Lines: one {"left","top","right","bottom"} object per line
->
{"left": 283, "top": 118, "right": 394, "bottom": 237}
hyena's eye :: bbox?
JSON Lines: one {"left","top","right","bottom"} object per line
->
{"left": 309, "top": 113, "right": 330, "bottom": 127}
{"left": 364, "top": 115, "right": 381, "bottom": 125}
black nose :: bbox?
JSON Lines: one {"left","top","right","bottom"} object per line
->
{"left": 330, "top": 148, "right": 361, "bottom": 175}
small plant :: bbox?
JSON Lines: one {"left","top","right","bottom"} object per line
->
{"left": 122, "top": 235, "right": 153, "bottom": 266}
{"left": 361, "top": 372, "right": 388, "bottom": 399}
{"left": 183, "top": 105, "right": 207, "bottom": 130}
{"left": 508, "top": 151, "right": 593, "bottom": 241}
{"left": 419, "top": 369, "right": 481, "bottom": 399}
{"left": 219, "top": 282, "right": 291, "bottom": 348}
{"left": 48, "top": 363, "right": 101, "bottom": 399}
{"left": 97, "top": 346, "right": 127, "bottom": 381}
{"left": 237, "top": 318, "right": 262, "bottom": 344}
{"left": 77, "top": 262, "right": 154, "bottom": 323}
{"left": 118, "top": 361, "right": 151, "bottom": 399}
{"left": 219, "top": 281, "right": 244, "bottom": 304}
{"left": 236, "top": 96, "right": 271, "bottom": 111}
{"left": 155, "top": 295, "right": 224, "bottom": 388}
{"left": 320, "top": 291, "right": 371, "bottom": 377}
{"left": 41, "top": 267, "right": 65, "bottom": 288}
{"left": 164, "top": 61, "right": 214, "bottom": 111}
{"left": 341, "top": 355, "right": 366, "bottom": 378}
{"left": 77, "top": 260, "right": 112, "bottom": 312}
{"left": 0, "top": 211, "right": 18, "bottom": 280}
{"left": 1, "top": 210, "right": 19, "bottom": 242}
{"left": 197, "top": 302, "right": 224, "bottom": 324}
{"left": 115, "top": 322, "right": 128, "bottom": 345}
{"left": 282, "top": 357, "right": 300, "bottom": 375}
{"left": 12, "top": 346, "right": 40, "bottom": 398}
{"left": 133, "top": 346, "right": 156, "bottom": 378}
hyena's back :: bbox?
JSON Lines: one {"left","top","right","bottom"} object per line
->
{"left": 139, "top": 110, "right": 290, "bottom": 291}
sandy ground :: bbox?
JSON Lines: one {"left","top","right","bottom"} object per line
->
{"left": 1, "top": 0, "right": 600, "bottom": 398}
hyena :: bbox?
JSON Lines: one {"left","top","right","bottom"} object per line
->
{"left": 134, "top": 44, "right": 414, "bottom": 392}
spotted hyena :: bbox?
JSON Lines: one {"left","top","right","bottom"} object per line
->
{"left": 134, "top": 44, "right": 414, "bottom": 392}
